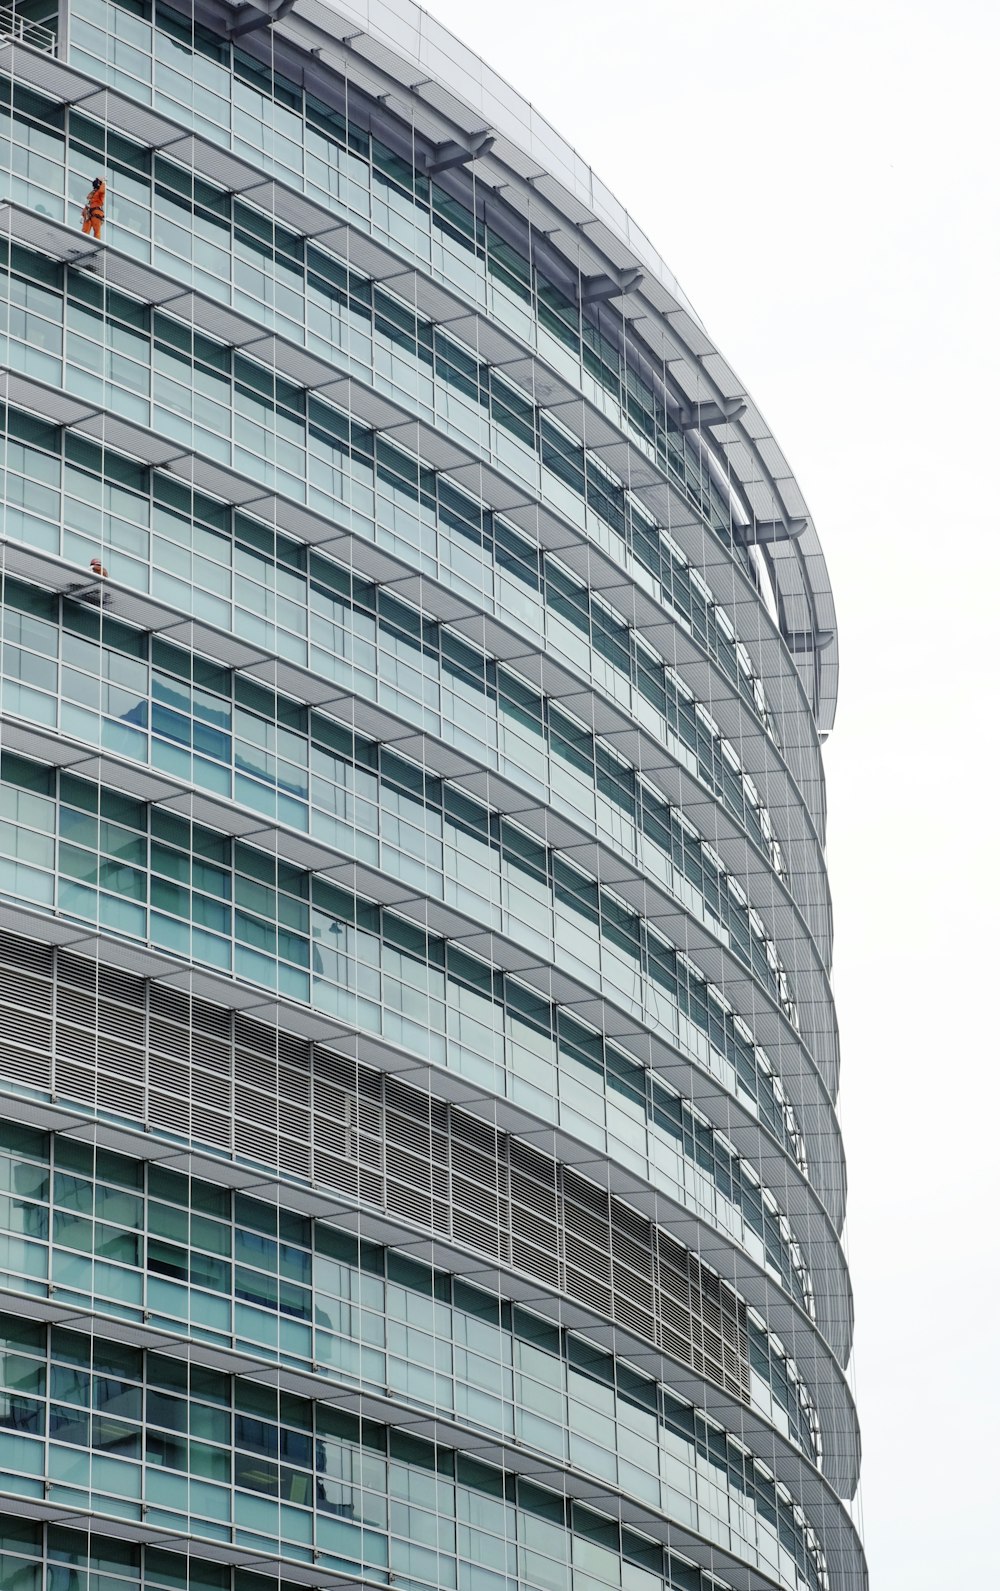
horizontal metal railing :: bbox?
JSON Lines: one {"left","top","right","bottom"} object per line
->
{"left": 0, "top": 6, "right": 56, "bottom": 53}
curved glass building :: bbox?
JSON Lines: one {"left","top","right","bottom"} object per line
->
{"left": 0, "top": 5, "right": 864, "bottom": 1591}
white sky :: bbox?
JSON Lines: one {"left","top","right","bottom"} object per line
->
{"left": 421, "top": 1, "right": 1000, "bottom": 1582}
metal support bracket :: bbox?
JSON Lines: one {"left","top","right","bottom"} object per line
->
{"left": 423, "top": 132, "right": 495, "bottom": 177}
{"left": 679, "top": 398, "right": 747, "bottom": 430}
{"left": 742, "top": 517, "right": 809, "bottom": 545}
{"left": 579, "top": 267, "right": 644, "bottom": 306}
{"left": 785, "top": 629, "right": 835, "bottom": 654}
{"left": 227, "top": 0, "right": 297, "bottom": 40}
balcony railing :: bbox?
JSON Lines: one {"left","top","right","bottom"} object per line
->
{"left": 0, "top": 5, "right": 56, "bottom": 53}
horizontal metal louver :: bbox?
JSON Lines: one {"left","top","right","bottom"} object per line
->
{"left": 57, "top": 952, "right": 98, "bottom": 991}
{"left": 315, "top": 1050, "right": 355, "bottom": 1091}
{"left": 278, "top": 1063, "right": 309, "bottom": 1107}
{"left": 149, "top": 1052, "right": 187, "bottom": 1094}
{"left": 96, "top": 1072, "right": 143, "bottom": 1115}
{"left": 2, "top": 929, "right": 756, "bottom": 1405}
{"left": 0, "top": 966, "right": 51, "bottom": 1011}
{"left": 191, "top": 1107, "right": 231, "bottom": 1152}
{"left": 149, "top": 1090, "right": 189, "bottom": 1132}
{"left": 54, "top": 1022, "right": 97, "bottom": 1065}
{"left": 193, "top": 1066, "right": 231, "bottom": 1110}
{"left": 279, "top": 1135, "right": 312, "bottom": 1179}
{"left": 0, "top": 1045, "right": 50, "bottom": 1089}
{"left": 235, "top": 1121, "right": 278, "bottom": 1163}
{"left": 0, "top": 1006, "right": 51, "bottom": 1050}
{"left": 235, "top": 1085, "right": 278, "bottom": 1130}
{"left": 94, "top": 966, "right": 144, "bottom": 1006}
{"left": 191, "top": 1031, "right": 229, "bottom": 1069}
{"left": 511, "top": 1235, "right": 560, "bottom": 1288}
{"left": 55, "top": 986, "right": 96, "bottom": 1027}
{"left": 313, "top": 1151, "right": 358, "bottom": 1195}
{"left": 192, "top": 998, "right": 230, "bottom": 1038}
{"left": 0, "top": 930, "right": 51, "bottom": 973}
{"left": 278, "top": 1101, "right": 310, "bottom": 1143}
{"left": 235, "top": 1013, "right": 275, "bottom": 1056}
{"left": 235, "top": 1051, "right": 277, "bottom": 1092}
{"left": 565, "top": 1266, "right": 612, "bottom": 1314}
{"left": 148, "top": 985, "right": 189, "bottom": 1022}
{"left": 148, "top": 1017, "right": 190, "bottom": 1061}
{"left": 386, "top": 1180, "right": 431, "bottom": 1224}
{"left": 278, "top": 1031, "right": 309, "bottom": 1069}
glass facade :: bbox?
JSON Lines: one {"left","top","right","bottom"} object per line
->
{"left": 0, "top": 5, "right": 862, "bottom": 1591}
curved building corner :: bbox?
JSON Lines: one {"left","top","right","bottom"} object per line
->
{"left": 0, "top": 4, "right": 864, "bottom": 1591}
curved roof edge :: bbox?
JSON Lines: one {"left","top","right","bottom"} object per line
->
{"left": 285, "top": 0, "right": 839, "bottom": 733}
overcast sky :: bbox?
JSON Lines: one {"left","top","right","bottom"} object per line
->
{"left": 422, "top": 2, "right": 1000, "bottom": 1583}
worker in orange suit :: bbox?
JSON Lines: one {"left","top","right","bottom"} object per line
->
{"left": 81, "top": 176, "right": 106, "bottom": 238}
